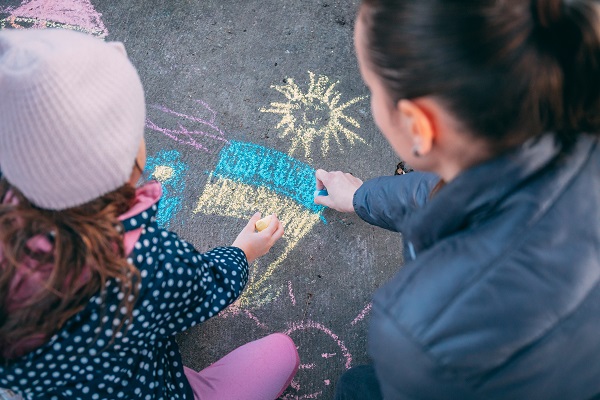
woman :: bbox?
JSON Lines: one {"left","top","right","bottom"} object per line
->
{"left": 315, "top": 0, "right": 600, "bottom": 398}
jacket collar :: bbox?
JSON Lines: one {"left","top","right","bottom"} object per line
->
{"left": 119, "top": 181, "right": 161, "bottom": 232}
{"left": 405, "top": 134, "right": 597, "bottom": 255}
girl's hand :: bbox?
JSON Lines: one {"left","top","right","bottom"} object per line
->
{"left": 232, "top": 213, "right": 284, "bottom": 264}
{"left": 314, "top": 169, "right": 363, "bottom": 213}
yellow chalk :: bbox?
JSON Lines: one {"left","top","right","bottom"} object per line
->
{"left": 255, "top": 215, "right": 272, "bottom": 232}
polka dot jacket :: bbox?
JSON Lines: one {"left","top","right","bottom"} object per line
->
{"left": 0, "top": 195, "right": 249, "bottom": 399}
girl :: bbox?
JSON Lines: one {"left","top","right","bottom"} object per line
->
{"left": 0, "top": 29, "right": 299, "bottom": 399}
{"left": 315, "top": 0, "right": 600, "bottom": 399}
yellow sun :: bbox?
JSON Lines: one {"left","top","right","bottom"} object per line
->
{"left": 260, "top": 71, "right": 367, "bottom": 158}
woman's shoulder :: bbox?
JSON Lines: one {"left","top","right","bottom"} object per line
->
{"left": 371, "top": 139, "right": 600, "bottom": 384}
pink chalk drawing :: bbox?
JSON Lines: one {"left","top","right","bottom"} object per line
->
{"left": 350, "top": 302, "right": 372, "bottom": 326}
{"left": 284, "top": 320, "right": 352, "bottom": 369}
{"left": 243, "top": 309, "right": 269, "bottom": 330}
{"left": 145, "top": 100, "right": 230, "bottom": 153}
{"left": 219, "top": 281, "right": 357, "bottom": 399}
{"left": 279, "top": 321, "right": 351, "bottom": 398}
{"left": 282, "top": 393, "right": 321, "bottom": 400}
{"left": 288, "top": 280, "right": 297, "bottom": 306}
{"left": 0, "top": 0, "right": 108, "bottom": 38}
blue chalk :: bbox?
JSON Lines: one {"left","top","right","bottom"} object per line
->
{"left": 315, "top": 189, "right": 328, "bottom": 197}
{"left": 212, "top": 141, "right": 325, "bottom": 215}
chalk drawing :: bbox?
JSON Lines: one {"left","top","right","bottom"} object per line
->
{"left": 218, "top": 281, "right": 354, "bottom": 399}
{"left": 144, "top": 150, "right": 188, "bottom": 228}
{"left": 350, "top": 302, "right": 372, "bottom": 326}
{"left": 285, "top": 320, "right": 352, "bottom": 369}
{"left": 243, "top": 309, "right": 268, "bottom": 330}
{"left": 145, "top": 101, "right": 229, "bottom": 153}
{"left": 0, "top": 0, "right": 107, "bottom": 38}
{"left": 260, "top": 71, "right": 367, "bottom": 159}
{"left": 290, "top": 380, "right": 301, "bottom": 391}
{"left": 194, "top": 141, "right": 325, "bottom": 308}
{"left": 288, "top": 281, "right": 297, "bottom": 306}
{"left": 281, "top": 320, "right": 352, "bottom": 399}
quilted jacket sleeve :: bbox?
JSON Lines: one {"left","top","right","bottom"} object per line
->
{"left": 353, "top": 172, "right": 439, "bottom": 233}
{"left": 369, "top": 302, "right": 475, "bottom": 400}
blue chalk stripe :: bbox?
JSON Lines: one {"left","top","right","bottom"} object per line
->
{"left": 212, "top": 141, "right": 325, "bottom": 215}
{"left": 144, "top": 150, "right": 188, "bottom": 228}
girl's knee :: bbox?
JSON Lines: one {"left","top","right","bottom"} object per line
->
{"left": 264, "top": 333, "right": 300, "bottom": 371}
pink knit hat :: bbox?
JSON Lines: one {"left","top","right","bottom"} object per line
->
{"left": 0, "top": 29, "right": 145, "bottom": 210}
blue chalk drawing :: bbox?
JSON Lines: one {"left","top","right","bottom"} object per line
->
{"left": 212, "top": 141, "right": 326, "bottom": 218}
{"left": 144, "top": 149, "right": 188, "bottom": 228}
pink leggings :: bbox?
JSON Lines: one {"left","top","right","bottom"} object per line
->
{"left": 184, "top": 333, "right": 300, "bottom": 400}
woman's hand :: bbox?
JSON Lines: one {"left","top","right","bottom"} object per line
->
{"left": 314, "top": 169, "right": 363, "bottom": 213}
{"left": 232, "top": 213, "right": 284, "bottom": 264}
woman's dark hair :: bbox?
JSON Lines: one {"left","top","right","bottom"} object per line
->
{"left": 0, "top": 180, "right": 139, "bottom": 361}
{"left": 360, "top": 0, "right": 600, "bottom": 150}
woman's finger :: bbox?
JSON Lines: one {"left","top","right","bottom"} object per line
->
{"left": 314, "top": 194, "right": 332, "bottom": 208}
{"left": 315, "top": 169, "right": 330, "bottom": 190}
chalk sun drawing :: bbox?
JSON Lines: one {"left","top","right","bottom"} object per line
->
{"left": 194, "top": 141, "right": 325, "bottom": 309}
{"left": 260, "top": 71, "right": 367, "bottom": 159}
{"left": 0, "top": 0, "right": 108, "bottom": 38}
{"left": 145, "top": 100, "right": 229, "bottom": 153}
{"left": 219, "top": 281, "right": 354, "bottom": 399}
{"left": 281, "top": 319, "right": 353, "bottom": 399}
{"left": 144, "top": 150, "right": 188, "bottom": 228}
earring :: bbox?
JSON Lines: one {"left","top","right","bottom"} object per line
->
{"left": 412, "top": 145, "right": 422, "bottom": 158}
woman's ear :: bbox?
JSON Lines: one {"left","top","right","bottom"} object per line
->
{"left": 397, "top": 99, "right": 434, "bottom": 156}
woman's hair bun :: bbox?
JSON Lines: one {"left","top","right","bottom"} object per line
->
{"left": 532, "top": 0, "right": 565, "bottom": 29}
{"left": 526, "top": 0, "right": 600, "bottom": 140}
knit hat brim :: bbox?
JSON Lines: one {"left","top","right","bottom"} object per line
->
{"left": 0, "top": 29, "right": 145, "bottom": 210}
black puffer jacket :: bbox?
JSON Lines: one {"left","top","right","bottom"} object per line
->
{"left": 354, "top": 134, "right": 600, "bottom": 399}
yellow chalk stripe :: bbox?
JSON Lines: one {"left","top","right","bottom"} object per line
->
{"left": 194, "top": 176, "right": 321, "bottom": 308}
{"left": 194, "top": 176, "right": 320, "bottom": 244}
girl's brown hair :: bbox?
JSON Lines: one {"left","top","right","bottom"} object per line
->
{"left": 361, "top": 0, "right": 600, "bottom": 151}
{"left": 0, "top": 178, "right": 139, "bottom": 361}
